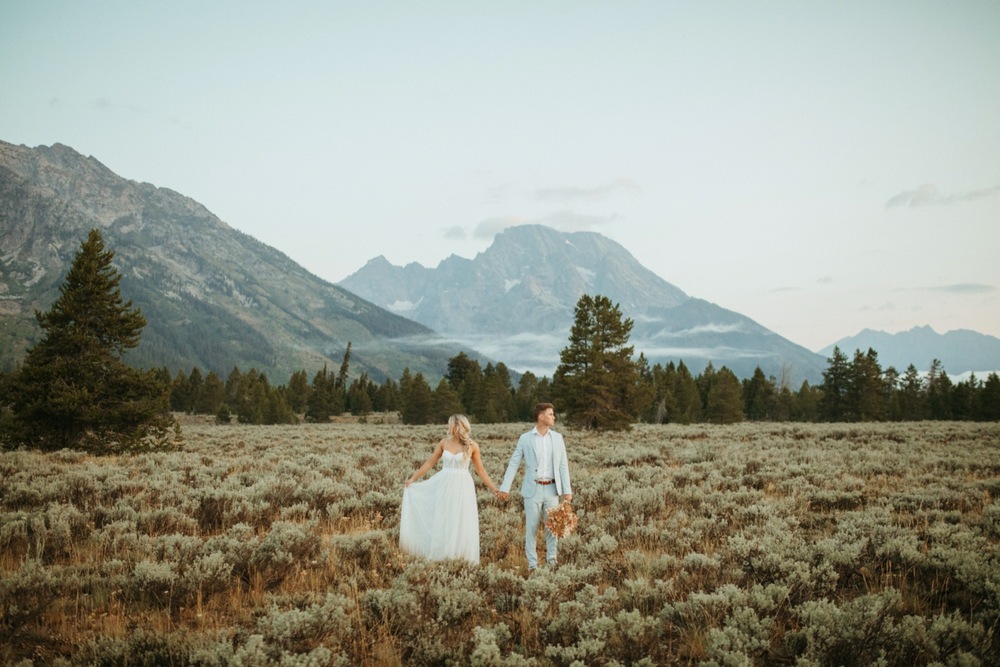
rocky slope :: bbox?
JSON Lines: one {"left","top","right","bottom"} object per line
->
{"left": 0, "top": 140, "right": 460, "bottom": 381}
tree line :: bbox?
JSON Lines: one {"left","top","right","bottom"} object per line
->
{"left": 165, "top": 296, "right": 1000, "bottom": 427}
{"left": 164, "top": 345, "right": 1000, "bottom": 428}
{"left": 2, "top": 230, "right": 998, "bottom": 455}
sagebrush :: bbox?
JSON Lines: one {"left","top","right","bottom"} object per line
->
{"left": 1, "top": 419, "right": 997, "bottom": 665}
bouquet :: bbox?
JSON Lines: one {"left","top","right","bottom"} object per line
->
{"left": 545, "top": 500, "right": 579, "bottom": 538}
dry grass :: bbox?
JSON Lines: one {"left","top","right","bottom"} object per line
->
{"left": 1, "top": 419, "right": 998, "bottom": 665}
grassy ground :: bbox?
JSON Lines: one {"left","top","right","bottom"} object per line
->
{"left": 1, "top": 418, "right": 998, "bottom": 665}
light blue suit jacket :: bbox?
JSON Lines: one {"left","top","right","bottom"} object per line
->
{"left": 500, "top": 428, "right": 572, "bottom": 498}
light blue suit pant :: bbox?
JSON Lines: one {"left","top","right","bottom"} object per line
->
{"left": 524, "top": 483, "right": 560, "bottom": 570}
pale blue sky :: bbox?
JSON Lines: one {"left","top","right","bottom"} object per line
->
{"left": 2, "top": 1, "right": 998, "bottom": 352}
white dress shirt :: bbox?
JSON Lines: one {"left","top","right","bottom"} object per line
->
{"left": 534, "top": 427, "right": 554, "bottom": 480}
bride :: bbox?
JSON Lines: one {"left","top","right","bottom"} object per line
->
{"left": 400, "top": 414, "right": 501, "bottom": 564}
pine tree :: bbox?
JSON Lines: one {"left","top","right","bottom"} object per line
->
{"left": 705, "top": 366, "right": 744, "bottom": 424}
{"left": 446, "top": 352, "right": 483, "bottom": 418}
{"left": 480, "top": 362, "right": 515, "bottom": 422}
{"left": 2, "top": 229, "right": 171, "bottom": 452}
{"left": 195, "top": 371, "right": 227, "bottom": 415}
{"left": 431, "top": 378, "right": 465, "bottom": 423}
{"left": 513, "top": 371, "right": 541, "bottom": 422}
{"left": 882, "top": 366, "right": 901, "bottom": 420}
{"left": 305, "top": 365, "right": 335, "bottom": 422}
{"left": 553, "top": 294, "right": 641, "bottom": 430}
{"left": 373, "top": 378, "right": 400, "bottom": 413}
{"left": 673, "top": 361, "right": 702, "bottom": 424}
{"left": 347, "top": 373, "right": 375, "bottom": 416}
{"left": 170, "top": 368, "right": 192, "bottom": 412}
{"left": 399, "top": 369, "right": 433, "bottom": 425}
{"left": 795, "top": 380, "right": 821, "bottom": 422}
{"left": 285, "top": 370, "right": 311, "bottom": 414}
{"left": 897, "top": 364, "right": 926, "bottom": 420}
{"left": 819, "top": 346, "right": 850, "bottom": 421}
{"left": 926, "top": 359, "right": 953, "bottom": 420}
{"left": 981, "top": 373, "right": 1000, "bottom": 421}
{"left": 743, "top": 366, "right": 776, "bottom": 421}
{"left": 847, "top": 348, "right": 885, "bottom": 421}
{"left": 336, "top": 342, "right": 352, "bottom": 391}
{"left": 187, "top": 366, "right": 204, "bottom": 415}
{"left": 950, "top": 373, "right": 980, "bottom": 421}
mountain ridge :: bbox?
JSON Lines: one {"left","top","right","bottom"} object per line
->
{"left": 341, "top": 224, "right": 828, "bottom": 384}
{"left": 819, "top": 325, "right": 1000, "bottom": 375}
{"left": 0, "top": 140, "right": 464, "bottom": 381}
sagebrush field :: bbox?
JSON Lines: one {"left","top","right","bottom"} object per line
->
{"left": 2, "top": 419, "right": 998, "bottom": 665}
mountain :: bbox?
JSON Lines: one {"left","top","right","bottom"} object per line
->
{"left": 819, "top": 326, "right": 1000, "bottom": 376}
{"left": 340, "top": 224, "right": 827, "bottom": 384}
{"left": 0, "top": 140, "right": 466, "bottom": 381}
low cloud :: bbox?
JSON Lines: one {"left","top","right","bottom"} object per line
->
{"left": 534, "top": 178, "right": 641, "bottom": 202}
{"left": 925, "top": 283, "right": 996, "bottom": 294}
{"left": 633, "top": 343, "right": 773, "bottom": 360}
{"left": 435, "top": 332, "right": 567, "bottom": 376}
{"left": 650, "top": 323, "right": 747, "bottom": 338}
{"left": 442, "top": 226, "right": 467, "bottom": 240}
{"left": 885, "top": 183, "right": 1000, "bottom": 209}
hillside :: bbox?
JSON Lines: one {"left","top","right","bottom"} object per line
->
{"left": 0, "top": 140, "right": 463, "bottom": 382}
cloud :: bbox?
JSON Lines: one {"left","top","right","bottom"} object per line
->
{"left": 428, "top": 331, "right": 568, "bottom": 376}
{"left": 632, "top": 343, "right": 773, "bottom": 360}
{"left": 473, "top": 210, "right": 614, "bottom": 239}
{"left": 93, "top": 97, "right": 147, "bottom": 114}
{"left": 534, "top": 178, "right": 641, "bottom": 202}
{"left": 884, "top": 183, "right": 939, "bottom": 208}
{"left": 925, "top": 283, "right": 996, "bottom": 294}
{"left": 474, "top": 215, "right": 529, "bottom": 239}
{"left": 649, "top": 323, "right": 747, "bottom": 338}
{"left": 442, "top": 225, "right": 466, "bottom": 240}
{"left": 885, "top": 183, "right": 1000, "bottom": 209}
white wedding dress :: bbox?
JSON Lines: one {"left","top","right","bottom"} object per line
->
{"left": 399, "top": 450, "right": 480, "bottom": 563}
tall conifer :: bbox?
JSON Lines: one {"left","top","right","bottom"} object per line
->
{"left": 2, "top": 229, "right": 170, "bottom": 452}
{"left": 553, "top": 294, "right": 641, "bottom": 430}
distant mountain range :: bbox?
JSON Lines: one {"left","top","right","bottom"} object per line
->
{"left": 340, "top": 224, "right": 828, "bottom": 384}
{"left": 5, "top": 140, "right": 994, "bottom": 388}
{"left": 0, "top": 140, "right": 469, "bottom": 381}
{"left": 820, "top": 326, "right": 1000, "bottom": 376}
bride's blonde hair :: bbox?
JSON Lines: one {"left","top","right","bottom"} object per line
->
{"left": 448, "top": 414, "right": 474, "bottom": 458}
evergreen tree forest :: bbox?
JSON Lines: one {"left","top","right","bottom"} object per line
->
{"left": 161, "top": 336, "right": 1000, "bottom": 429}
{"left": 4, "top": 249, "right": 1000, "bottom": 438}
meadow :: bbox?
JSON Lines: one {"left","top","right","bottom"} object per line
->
{"left": 1, "top": 418, "right": 998, "bottom": 666}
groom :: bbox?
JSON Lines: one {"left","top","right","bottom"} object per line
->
{"left": 498, "top": 403, "right": 573, "bottom": 571}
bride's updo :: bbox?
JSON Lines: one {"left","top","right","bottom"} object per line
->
{"left": 448, "top": 414, "right": 474, "bottom": 458}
